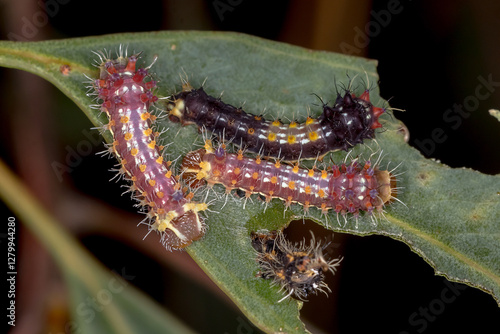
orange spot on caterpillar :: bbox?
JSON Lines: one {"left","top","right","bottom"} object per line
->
{"left": 321, "top": 203, "right": 328, "bottom": 213}
{"left": 288, "top": 181, "right": 295, "bottom": 190}
{"left": 141, "top": 112, "right": 150, "bottom": 120}
{"left": 124, "top": 133, "right": 132, "bottom": 141}
{"left": 120, "top": 116, "right": 129, "bottom": 124}
{"left": 148, "top": 140, "right": 156, "bottom": 149}
{"left": 234, "top": 167, "right": 241, "bottom": 175}
{"left": 157, "top": 191, "right": 164, "bottom": 198}
{"left": 130, "top": 148, "right": 139, "bottom": 156}
{"left": 252, "top": 172, "right": 259, "bottom": 179}
{"left": 318, "top": 189, "right": 326, "bottom": 198}
{"left": 139, "top": 164, "right": 147, "bottom": 172}
{"left": 289, "top": 121, "right": 297, "bottom": 128}
{"left": 272, "top": 120, "right": 281, "bottom": 127}
{"left": 143, "top": 128, "right": 153, "bottom": 136}
{"left": 308, "top": 131, "right": 318, "bottom": 141}
{"left": 274, "top": 161, "right": 281, "bottom": 168}
{"left": 254, "top": 115, "right": 262, "bottom": 121}
{"left": 287, "top": 135, "right": 296, "bottom": 144}
{"left": 292, "top": 164, "right": 299, "bottom": 173}
{"left": 199, "top": 161, "right": 208, "bottom": 170}
{"left": 148, "top": 179, "right": 156, "bottom": 187}
{"left": 156, "top": 156, "right": 163, "bottom": 164}
{"left": 165, "top": 171, "right": 172, "bottom": 178}
{"left": 97, "top": 79, "right": 106, "bottom": 88}
{"left": 270, "top": 176, "right": 278, "bottom": 184}
{"left": 305, "top": 117, "right": 314, "bottom": 125}
{"left": 304, "top": 186, "right": 312, "bottom": 194}
{"left": 321, "top": 170, "right": 328, "bottom": 179}
{"left": 268, "top": 132, "right": 277, "bottom": 142}
{"left": 125, "top": 57, "right": 136, "bottom": 71}
{"left": 204, "top": 140, "right": 214, "bottom": 153}
{"left": 248, "top": 128, "right": 255, "bottom": 135}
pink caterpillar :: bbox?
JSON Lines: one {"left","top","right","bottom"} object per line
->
{"left": 181, "top": 140, "right": 397, "bottom": 223}
{"left": 87, "top": 47, "right": 207, "bottom": 250}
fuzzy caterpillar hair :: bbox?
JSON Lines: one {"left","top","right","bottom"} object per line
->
{"left": 251, "top": 230, "right": 342, "bottom": 302}
{"left": 86, "top": 47, "right": 208, "bottom": 250}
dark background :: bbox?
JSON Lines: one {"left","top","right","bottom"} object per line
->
{"left": 1, "top": 1, "right": 499, "bottom": 333}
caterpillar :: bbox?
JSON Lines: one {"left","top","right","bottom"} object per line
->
{"left": 167, "top": 83, "right": 385, "bottom": 161}
{"left": 87, "top": 47, "right": 208, "bottom": 250}
{"left": 180, "top": 140, "right": 397, "bottom": 223}
{"left": 251, "top": 230, "right": 342, "bottom": 302}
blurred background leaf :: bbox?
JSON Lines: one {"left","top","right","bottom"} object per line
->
{"left": 0, "top": 160, "right": 194, "bottom": 334}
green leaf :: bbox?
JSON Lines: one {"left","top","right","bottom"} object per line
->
{"left": 1, "top": 31, "right": 499, "bottom": 333}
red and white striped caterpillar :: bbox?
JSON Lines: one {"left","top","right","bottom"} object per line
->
{"left": 252, "top": 230, "right": 342, "bottom": 302}
{"left": 167, "top": 81, "right": 385, "bottom": 162}
{"left": 87, "top": 47, "right": 208, "bottom": 250}
{"left": 181, "top": 140, "right": 397, "bottom": 224}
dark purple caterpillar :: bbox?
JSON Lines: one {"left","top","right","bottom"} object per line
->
{"left": 167, "top": 83, "right": 385, "bottom": 161}
{"left": 87, "top": 48, "right": 208, "bottom": 250}
{"left": 181, "top": 140, "right": 397, "bottom": 222}
{"left": 251, "top": 230, "right": 342, "bottom": 302}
